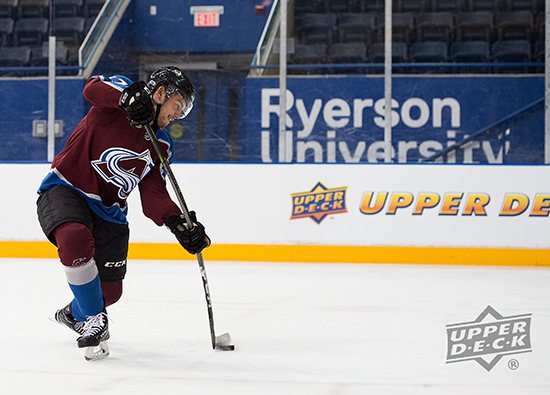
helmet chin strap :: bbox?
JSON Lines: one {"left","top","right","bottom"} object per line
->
{"left": 151, "top": 92, "right": 168, "bottom": 130}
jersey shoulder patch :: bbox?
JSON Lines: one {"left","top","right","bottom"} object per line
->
{"left": 94, "top": 75, "right": 134, "bottom": 92}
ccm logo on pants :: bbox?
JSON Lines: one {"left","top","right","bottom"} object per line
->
{"left": 104, "top": 260, "right": 127, "bottom": 268}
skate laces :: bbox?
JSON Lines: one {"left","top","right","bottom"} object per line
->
{"left": 81, "top": 312, "right": 107, "bottom": 336}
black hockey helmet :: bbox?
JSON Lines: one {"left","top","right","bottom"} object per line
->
{"left": 147, "top": 66, "right": 195, "bottom": 119}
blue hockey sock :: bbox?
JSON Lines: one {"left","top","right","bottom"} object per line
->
{"left": 64, "top": 259, "right": 104, "bottom": 321}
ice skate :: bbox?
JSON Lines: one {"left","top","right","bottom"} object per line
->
{"left": 77, "top": 311, "right": 110, "bottom": 361}
{"left": 52, "top": 303, "right": 84, "bottom": 335}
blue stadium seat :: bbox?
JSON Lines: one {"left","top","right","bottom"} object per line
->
{"left": 452, "top": 40, "right": 490, "bottom": 61}
{"left": 375, "top": 12, "right": 415, "bottom": 44}
{"left": 534, "top": 39, "right": 544, "bottom": 61}
{"left": 0, "top": 17, "right": 14, "bottom": 46}
{"left": 64, "top": 43, "right": 78, "bottom": 64}
{"left": 56, "top": 42, "right": 80, "bottom": 75}
{"left": 456, "top": 11, "right": 494, "bottom": 42}
{"left": 535, "top": 11, "right": 544, "bottom": 42}
{"left": 410, "top": 41, "right": 449, "bottom": 61}
{"left": 0, "top": 45, "right": 31, "bottom": 75}
{"left": 431, "top": 0, "right": 465, "bottom": 12}
{"left": 326, "top": 0, "right": 354, "bottom": 13}
{"left": 416, "top": 12, "right": 455, "bottom": 43}
{"left": 294, "top": 0, "right": 325, "bottom": 15}
{"left": 329, "top": 42, "right": 367, "bottom": 63}
{"left": 13, "top": 17, "right": 48, "bottom": 46}
{"left": 496, "top": 11, "right": 534, "bottom": 42}
{"left": 299, "top": 13, "right": 337, "bottom": 46}
{"left": 492, "top": 39, "right": 532, "bottom": 73}
{"left": 17, "top": 0, "right": 49, "bottom": 19}
{"left": 357, "top": 0, "right": 385, "bottom": 13}
{"left": 368, "top": 42, "right": 409, "bottom": 73}
{"left": 368, "top": 42, "right": 409, "bottom": 63}
{"left": 290, "top": 43, "right": 328, "bottom": 74}
{"left": 395, "top": 0, "right": 428, "bottom": 13}
{"left": 0, "top": 0, "right": 18, "bottom": 19}
{"left": 31, "top": 44, "right": 68, "bottom": 63}
{"left": 503, "top": 0, "right": 538, "bottom": 12}
{"left": 451, "top": 40, "right": 490, "bottom": 72}
{"left": 85, "top": 16, "right": 95, "bottom": 34}
{"left": 467, "top": 0, "right": 500, "bottom": 12}
{"left": 83, "top": 0, "right": 105, "bottom": 19}
{"left": 54, "top": 0, "right": 83, "bottom": 17}
{"left": 328, "top": 42, "right": 367, "bottom": 74}
{"left": 338, "top": 13, "right": 376, "bottom": 45}
{"left": 27, "top": 44, "right": 68, "bottom": 76}
{"left": 410, "top": 41, "right": 449, "bottom": 73}
{"left": 54, "top": 16, "right": 85, "bottom": 45}
{"left": 534, "top": 39, "right": 544, "bottom": 72}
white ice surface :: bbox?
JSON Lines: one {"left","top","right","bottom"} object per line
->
{"left": 1, "top": 258, "right": 549, "bottom": 395}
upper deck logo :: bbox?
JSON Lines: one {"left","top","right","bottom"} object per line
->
{"left": 446, "top": 306, "right": 532, "bottom": 371}
{"left": 290, "top": 181, "right": 348, "bottom": 224}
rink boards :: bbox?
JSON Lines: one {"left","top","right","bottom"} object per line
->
{"left": 1, "top": 163, "right": 549, "bottom": 266}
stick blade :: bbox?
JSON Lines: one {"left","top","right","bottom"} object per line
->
{"left": 214, "top": 332, "right": 235, "bottom": 351}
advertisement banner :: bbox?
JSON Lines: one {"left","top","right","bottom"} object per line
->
{"left": 2, "top": 163, "right": 549, "bottom": 264}
{"left": 244, "top": 76, "right": 544, "bottom": 164}
{"left": 124, "top": 163, "right": 549, "bottom": 250}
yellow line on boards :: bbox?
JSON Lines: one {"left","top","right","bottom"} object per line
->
{"left": 0, "top": 241, "right": 548, "bottom": 267}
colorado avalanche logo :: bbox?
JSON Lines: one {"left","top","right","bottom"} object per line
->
{"left": 91, "top": 148, "right": 154, "bottom": 199}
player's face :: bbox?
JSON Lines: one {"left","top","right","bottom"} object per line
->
{"left": 157, "top": 92, "right": 188, "bottom": 128}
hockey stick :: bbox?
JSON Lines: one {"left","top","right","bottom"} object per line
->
{"left": 144, "top": 124, "right": 234, "bottom": 351}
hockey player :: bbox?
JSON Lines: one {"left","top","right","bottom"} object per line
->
{"left": 36, "top": 66, "right": 210, "bottom": 360}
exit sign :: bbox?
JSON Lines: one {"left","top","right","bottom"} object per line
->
{"left": 190, "top": 6, "right": 224, "bottom": 27}
{"left": 195, "top": 12, "right": 219, "bottom": 27}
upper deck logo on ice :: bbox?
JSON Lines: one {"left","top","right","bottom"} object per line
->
{"left": 446, "top": 305, "right": 532, "bottom": 371}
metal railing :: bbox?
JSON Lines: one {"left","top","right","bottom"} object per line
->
{"left": 79, "top": 0, "right": 131, "bottom": 78}
{"left": 422, "top": 96, "right": 544, "bottom": 162}
{"left": 249, "top": 62, "right": 545, "bottom": 74}
{"left": 250, "top": 0, "right": 281, "bottom": 76}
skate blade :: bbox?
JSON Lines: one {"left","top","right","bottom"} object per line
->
{"left": 84, "top": 341, "right": 110, "bottom": 361}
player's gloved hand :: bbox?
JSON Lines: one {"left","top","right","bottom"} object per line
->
{"left": 164, "top": 211, "right": 211, "bottom": 255}
{"left": 118, "top": 81, "right": 155, "bottom": 128}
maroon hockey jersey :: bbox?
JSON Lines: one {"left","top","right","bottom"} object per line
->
{"left": 38, "top": 75, "right": 181, "bottom": 226}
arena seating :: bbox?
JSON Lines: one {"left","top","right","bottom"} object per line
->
{"left": 0, "top": 0, "right": 105, "bottom": 76}
{"left": 291, "top": 0, "right": 545, "bottom": 74}
{"left": 0, "top": 0, "right": 545, "bottom": 76}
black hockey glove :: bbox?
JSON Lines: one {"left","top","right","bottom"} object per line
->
{"left": 118, "top": 81, "right": 155, "bottom": 128}
{"left": 165, "top": 211, "right": 211, "bottom": 255}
